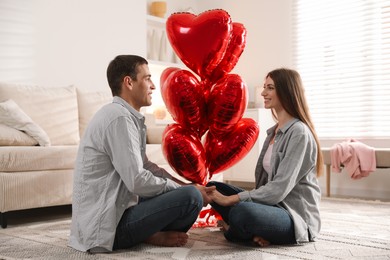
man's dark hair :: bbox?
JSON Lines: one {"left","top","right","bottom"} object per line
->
{"left": 106, "top": 55, "right": 148, "bottom": 96}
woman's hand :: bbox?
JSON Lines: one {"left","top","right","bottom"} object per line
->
{"left": 194, "top": 184, "right": 216, "bottom": 206}
{"left": 209, "top": 189, "right": 240, "bottom": 207}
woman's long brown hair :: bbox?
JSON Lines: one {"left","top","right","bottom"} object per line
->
{"left": 267, "top": 68, "right": 323, "bottom": 177}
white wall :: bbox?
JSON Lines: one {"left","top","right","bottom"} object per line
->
{"left": 32, "top": 0, "right": 146, "bottom": 91}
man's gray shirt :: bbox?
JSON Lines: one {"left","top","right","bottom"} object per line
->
{"left": 69, "top": 96, "right": 179, "bottom": 252}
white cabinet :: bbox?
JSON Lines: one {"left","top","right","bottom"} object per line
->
{"left": 222, "top": 108, "right": 275, "bottom": 183}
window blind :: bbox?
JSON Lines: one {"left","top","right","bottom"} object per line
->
{"left": 0, "top": 0, "right": 34, "bottom": 83}
{"left": 292, "top": 0, "right": 390, "bottom": 139}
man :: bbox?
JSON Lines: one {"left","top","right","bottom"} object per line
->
{"left": 69, "top": 55, "right": 214, "bottom": 252}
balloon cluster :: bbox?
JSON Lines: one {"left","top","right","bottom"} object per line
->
{"left": 161, "top": 9, "right": 259, "bottom": 185}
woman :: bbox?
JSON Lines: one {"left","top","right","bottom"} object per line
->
{"left": 207, "top": 68, "right": 323, "bottom": 246}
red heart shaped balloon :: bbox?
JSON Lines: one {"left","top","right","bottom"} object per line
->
{"left": 205, "top": 118, "right": 259, "bottom": 175}
{"left": 162, "top": 9, "right": 257, "bottom": 184}
{"left": 166, "top": 9, "right": 232, "bottom": 80}
{"left": 162, "top": 124, "right": 208, "bottom": 185}
{"left": 160, "top": 67, "right": 181, "bottom": 86}
{"left": 207, "top": 74, "right": 248, "bottom": 137}
{"left": 209, "top": 22, "right": 247, "bottom": 82}
{"left": 160, "top": 68, "right": 207, "bottom": 136}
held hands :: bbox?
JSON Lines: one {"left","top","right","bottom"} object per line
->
{"left": 208, "top": 188, "right": 240, "bottom": 207}
{"left": 194, "top": 184, "right": 239, "bottom": 207}
{"left": 194, "top": 184, "right": 216, "bottom": 206}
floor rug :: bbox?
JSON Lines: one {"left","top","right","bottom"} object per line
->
{"left": 0, "top": 197, "right": 389, "bottom": 259}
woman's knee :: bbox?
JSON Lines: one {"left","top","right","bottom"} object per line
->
{"left": 229, "top": 202, "right": 278, "bottom": 231}
{"left": 206, "top": 181, "right": 244, "bottom": 196}
{"left": 229, "top": 203, "right": 295, "bottom": 244}
{"left": 206, "top": 181, "right": 219, "bottom": 187}
{"left": 229, "top": 203, "right": 257, "bottom": 226}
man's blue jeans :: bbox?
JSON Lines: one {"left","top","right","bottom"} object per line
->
{"left": 113, "top": 186, "right": 203, "bottom": 249}
{"left": 207, "top": 181, "right": 296, "bottom": 245}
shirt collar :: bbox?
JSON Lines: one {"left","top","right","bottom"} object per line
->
{"left": 279, "top": 118, "right": 300, "bottom": 133}
{"left": 112, "top": 96, "right": 145, "bottom": 122}
{"left": 266, "top": 118, "right": 300, "bottom": 135}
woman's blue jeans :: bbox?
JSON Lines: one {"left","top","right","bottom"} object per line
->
{"left": 113, "top": 186, "right": 203, "bottom": 249}
{"left": 207, "top": 181, "right": 296, "bottom": 245}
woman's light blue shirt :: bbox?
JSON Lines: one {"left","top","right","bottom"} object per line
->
{"left": 238, "top": 118, "right": 321, "bottom": 243}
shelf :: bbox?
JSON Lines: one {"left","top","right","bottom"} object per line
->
{"left": 149, "top": 59, "right": 184, "bottom": 69}
{"left": 146, "top": 13, "right": 182, "bottom": 67}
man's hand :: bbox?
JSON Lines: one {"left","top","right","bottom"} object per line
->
{"left": 194, "top": 184, "right": 216, "bottom": 206}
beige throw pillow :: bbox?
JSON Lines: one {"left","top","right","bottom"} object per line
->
{"left": 77, "top": 89, "right": 112, "bottom": 137}
{"left": 0, "top": 99, "right": 50, "bottom": 146}
{"left": 0, "top": 124, "right": 38, "bottom": 146}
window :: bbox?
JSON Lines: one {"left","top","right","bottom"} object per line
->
{"left": 0, "top": 0, "right": 34, "bottom": 83}
{"left": 292, "top": 0, "right": 390, "bottom": 140}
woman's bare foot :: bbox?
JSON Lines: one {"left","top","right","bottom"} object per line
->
{"left": 217, "top": 220, "right": 230, "bottom": 232}
{"left": 145, "top": 231, "right": 189, "bottom": 247}
{"left": 253, "top": 236, "right": 270, "bottom": 247}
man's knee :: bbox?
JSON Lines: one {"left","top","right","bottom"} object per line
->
{"left": 180, "top": 186, "right": 203, "bottom": 208}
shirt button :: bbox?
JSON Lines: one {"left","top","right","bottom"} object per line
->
{"left": 121, "top": 204, "right": 125, "bottom": 207}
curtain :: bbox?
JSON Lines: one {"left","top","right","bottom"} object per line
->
{"left": 292, "top": 0, "right": 390, "bottom": 139}
{"left": 0, "top": 0, "right": 34, "bottom": 83}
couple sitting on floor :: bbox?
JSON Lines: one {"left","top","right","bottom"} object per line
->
{"left": 68, "top": 55, "right": 323, "bottom": 253}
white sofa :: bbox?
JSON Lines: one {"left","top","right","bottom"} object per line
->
{"left": 0, "top": 83, "right": 169, "bottom": 228}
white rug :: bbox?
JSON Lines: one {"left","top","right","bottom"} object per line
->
{"left": 0, "top": 197, "right": 389, "bottom": 259}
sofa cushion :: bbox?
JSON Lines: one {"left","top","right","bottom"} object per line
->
{"left": 0, "top": 99, "right": 50, "bottom": 146}
{"left": 77, "top": 88, "right": 112, "bottom": 137}
{"left": 0, "top": 124, "right": 38, "bottom": 146}
{"left": 0, "top": 145, "right": 78, "bottom": 172}
{"left": 0, "top": 83, "right": 79, "bottom": 145}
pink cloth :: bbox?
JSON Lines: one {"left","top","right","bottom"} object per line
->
{"left": 330, "top": 139, "right": 376, "bottom": 179}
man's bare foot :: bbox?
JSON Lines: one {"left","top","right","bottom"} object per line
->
{"left": 253, "top": 236, "right": 270, "bottom": 247}
{"left": 217, "top": 220, "right": 230, "bottom": 232}
{"left": 145, "top": 231, "right": 188, "bottom": 247}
